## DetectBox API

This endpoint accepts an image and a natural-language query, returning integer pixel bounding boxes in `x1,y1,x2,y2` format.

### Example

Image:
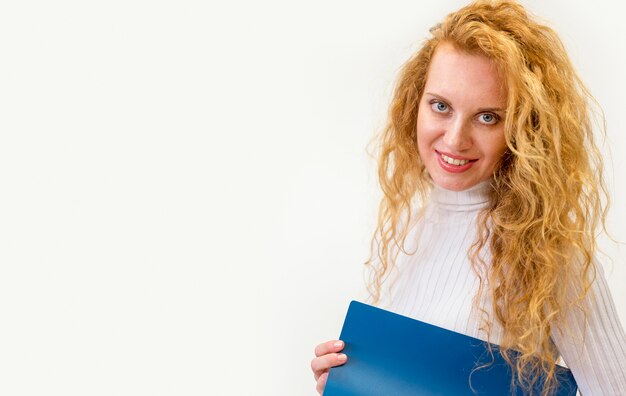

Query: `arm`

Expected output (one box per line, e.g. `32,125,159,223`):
551,259,626,395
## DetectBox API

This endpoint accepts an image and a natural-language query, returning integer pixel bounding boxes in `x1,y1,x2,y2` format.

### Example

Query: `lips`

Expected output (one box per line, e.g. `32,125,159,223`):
441,153,470,166
435,150,477,173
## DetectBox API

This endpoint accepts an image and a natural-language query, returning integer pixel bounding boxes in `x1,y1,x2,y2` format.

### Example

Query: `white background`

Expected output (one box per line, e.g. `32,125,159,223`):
1,1,624,395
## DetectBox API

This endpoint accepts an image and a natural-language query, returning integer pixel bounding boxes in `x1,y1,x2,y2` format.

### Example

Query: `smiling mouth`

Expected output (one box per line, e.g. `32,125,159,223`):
439,152,478,166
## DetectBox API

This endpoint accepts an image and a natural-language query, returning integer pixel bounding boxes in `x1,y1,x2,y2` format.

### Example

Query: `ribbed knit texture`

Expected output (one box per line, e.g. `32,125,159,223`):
371,181,626,395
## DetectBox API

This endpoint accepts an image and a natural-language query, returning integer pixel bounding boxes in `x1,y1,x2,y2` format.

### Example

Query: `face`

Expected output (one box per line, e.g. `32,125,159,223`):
416,42,508,191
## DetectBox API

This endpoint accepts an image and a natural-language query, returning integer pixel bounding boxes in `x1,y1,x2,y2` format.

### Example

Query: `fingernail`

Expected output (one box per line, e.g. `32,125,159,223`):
337,353,347,362
333,341,343,348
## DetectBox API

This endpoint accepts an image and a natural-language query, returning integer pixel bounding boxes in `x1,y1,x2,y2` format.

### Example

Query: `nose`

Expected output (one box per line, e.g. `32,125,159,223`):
442,117,472,151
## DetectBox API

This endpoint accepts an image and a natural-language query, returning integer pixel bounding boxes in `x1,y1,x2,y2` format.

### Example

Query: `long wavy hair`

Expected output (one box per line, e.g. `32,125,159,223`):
365,1,608,394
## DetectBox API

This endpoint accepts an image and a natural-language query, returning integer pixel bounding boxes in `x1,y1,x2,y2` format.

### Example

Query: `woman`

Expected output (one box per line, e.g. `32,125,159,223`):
311,1,626,395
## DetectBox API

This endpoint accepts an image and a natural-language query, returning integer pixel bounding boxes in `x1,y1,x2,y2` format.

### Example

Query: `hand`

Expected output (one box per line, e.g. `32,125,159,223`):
310,339,348,395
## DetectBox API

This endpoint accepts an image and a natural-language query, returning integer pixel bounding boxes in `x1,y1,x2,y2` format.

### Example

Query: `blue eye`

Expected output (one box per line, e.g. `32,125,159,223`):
478,113,498,125
431,101,449,113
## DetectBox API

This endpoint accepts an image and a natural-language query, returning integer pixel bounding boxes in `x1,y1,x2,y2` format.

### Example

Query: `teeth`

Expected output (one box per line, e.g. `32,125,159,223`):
441,154,469,166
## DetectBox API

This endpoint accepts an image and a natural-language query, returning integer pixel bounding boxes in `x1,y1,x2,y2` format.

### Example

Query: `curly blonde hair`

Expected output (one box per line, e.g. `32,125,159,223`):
366,1,608,394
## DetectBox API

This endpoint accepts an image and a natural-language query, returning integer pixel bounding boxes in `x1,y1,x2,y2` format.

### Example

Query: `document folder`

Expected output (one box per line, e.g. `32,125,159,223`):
324,301,577,396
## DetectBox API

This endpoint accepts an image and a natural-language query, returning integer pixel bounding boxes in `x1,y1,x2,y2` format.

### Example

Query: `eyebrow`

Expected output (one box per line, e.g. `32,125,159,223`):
424,92,506,113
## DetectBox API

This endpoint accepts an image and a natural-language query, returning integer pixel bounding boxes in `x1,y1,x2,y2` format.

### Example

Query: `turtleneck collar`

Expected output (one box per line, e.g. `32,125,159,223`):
429,180,492,211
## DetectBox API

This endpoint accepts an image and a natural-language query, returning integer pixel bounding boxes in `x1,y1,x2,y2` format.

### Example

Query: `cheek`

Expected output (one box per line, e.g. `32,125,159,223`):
483,132,508,164
495,132,508,155
416,111,437,156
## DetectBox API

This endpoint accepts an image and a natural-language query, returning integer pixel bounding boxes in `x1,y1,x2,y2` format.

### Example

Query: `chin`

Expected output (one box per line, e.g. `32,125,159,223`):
429,174,482,192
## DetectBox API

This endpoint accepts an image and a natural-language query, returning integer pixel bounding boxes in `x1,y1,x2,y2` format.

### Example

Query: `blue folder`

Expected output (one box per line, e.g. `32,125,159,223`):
324,301,577,396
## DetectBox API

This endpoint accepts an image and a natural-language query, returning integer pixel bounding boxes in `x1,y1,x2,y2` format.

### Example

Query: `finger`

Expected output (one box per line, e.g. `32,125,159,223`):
313,367,327,383
316,371,329,395
311,353,348,378
314,340,345,357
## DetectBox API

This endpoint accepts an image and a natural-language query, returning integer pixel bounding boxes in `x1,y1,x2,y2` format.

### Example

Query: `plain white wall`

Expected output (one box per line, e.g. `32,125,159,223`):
0,1,624,395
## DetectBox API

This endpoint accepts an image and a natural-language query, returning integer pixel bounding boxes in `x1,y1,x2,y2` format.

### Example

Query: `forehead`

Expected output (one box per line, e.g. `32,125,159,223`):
424,42,507,106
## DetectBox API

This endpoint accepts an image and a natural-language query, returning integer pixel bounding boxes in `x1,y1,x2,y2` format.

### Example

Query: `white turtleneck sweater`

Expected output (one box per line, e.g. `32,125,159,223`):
371,181,626,395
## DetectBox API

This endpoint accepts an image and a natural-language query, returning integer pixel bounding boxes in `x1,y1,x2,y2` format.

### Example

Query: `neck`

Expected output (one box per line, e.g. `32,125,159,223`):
430,180,492,208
